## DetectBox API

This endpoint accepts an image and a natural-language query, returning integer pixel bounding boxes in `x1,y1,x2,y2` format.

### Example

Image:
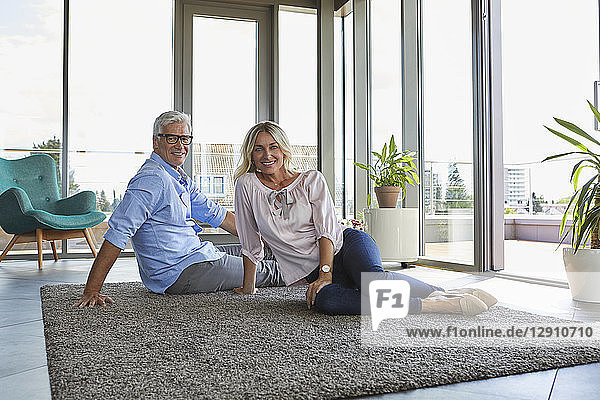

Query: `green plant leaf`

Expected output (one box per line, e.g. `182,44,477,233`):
542,152,584,162
559,195,573,236
570,179,598,250
587,100,600,130
410,170,420,184
571,161,587,189
543,152,600,168
575,180,593,220
559,223,576,248
574,206,600,251
354,162,369,171
389,135,397,155
544,125,589,152
542,101,600,247
554,117,600,147
362,136,420,195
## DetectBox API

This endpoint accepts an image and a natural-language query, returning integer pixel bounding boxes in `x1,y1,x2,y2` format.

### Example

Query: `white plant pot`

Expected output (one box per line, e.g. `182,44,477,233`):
364,208,418,262
563,248,600,303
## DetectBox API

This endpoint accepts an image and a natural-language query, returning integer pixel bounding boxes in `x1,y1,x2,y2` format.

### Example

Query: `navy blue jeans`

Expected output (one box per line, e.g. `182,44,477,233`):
305,228,444,315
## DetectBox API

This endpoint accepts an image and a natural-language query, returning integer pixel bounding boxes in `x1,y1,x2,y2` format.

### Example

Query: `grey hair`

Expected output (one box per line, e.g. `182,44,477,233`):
234,121,295,181
152,111,192,136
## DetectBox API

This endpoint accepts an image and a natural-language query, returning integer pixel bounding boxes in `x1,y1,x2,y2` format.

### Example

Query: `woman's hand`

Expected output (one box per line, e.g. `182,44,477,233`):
236,256,258,295
306,275,332,309
234,287,257,295
307,237,335,310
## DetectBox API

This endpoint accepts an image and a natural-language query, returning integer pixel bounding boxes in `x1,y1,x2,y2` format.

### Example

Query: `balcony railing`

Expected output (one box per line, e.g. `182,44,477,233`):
1,151,582,254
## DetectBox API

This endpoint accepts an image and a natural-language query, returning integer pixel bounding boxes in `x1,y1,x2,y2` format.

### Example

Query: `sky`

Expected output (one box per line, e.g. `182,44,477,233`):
418,0,599,202
1,0,599,204
500,0,600,200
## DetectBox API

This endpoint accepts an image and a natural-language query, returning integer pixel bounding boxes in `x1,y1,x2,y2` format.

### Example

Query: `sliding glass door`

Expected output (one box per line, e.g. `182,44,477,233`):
421,0,475,266
182,3,272,214
500,0,600,280
69,0,173,251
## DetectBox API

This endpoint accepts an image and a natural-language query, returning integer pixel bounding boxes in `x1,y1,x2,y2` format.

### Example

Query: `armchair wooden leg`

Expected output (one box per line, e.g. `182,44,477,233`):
83,228,98,257
0,234,19,263
36,229,43,269
50,241,58,261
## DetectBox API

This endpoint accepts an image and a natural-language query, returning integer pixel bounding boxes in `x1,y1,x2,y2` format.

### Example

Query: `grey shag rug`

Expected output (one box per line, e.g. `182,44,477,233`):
41,282,600,400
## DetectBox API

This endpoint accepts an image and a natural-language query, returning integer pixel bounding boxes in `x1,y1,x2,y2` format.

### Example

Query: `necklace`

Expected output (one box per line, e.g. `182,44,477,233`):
260,172,285,189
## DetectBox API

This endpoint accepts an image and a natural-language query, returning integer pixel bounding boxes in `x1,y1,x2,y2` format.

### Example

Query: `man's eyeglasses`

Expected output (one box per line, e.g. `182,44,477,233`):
157,134,193,145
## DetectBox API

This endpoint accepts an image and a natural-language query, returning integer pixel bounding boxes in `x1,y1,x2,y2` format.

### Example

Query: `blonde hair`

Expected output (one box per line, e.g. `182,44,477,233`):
234,121,295,181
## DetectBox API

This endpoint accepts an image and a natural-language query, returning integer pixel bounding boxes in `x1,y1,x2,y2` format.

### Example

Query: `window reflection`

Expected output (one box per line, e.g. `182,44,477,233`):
0,0,63,255
422,0,474,264
68,0,173,251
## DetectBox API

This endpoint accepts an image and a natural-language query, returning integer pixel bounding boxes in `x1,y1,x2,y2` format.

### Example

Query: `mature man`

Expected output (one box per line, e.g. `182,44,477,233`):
76,111,283,307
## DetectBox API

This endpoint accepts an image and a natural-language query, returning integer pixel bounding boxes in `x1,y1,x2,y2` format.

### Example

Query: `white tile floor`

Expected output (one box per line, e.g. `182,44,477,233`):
0,257,599,400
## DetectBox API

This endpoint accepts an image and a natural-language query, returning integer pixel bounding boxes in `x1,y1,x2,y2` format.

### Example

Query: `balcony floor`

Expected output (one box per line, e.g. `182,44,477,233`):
426,239,569,281
0,255,599,399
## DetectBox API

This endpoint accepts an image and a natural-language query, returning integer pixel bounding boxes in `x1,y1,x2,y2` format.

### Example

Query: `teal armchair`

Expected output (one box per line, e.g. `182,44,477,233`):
0,154,106,268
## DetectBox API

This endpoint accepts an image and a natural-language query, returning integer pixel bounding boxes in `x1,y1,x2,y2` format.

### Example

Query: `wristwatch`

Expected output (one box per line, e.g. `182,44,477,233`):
320,264,331,273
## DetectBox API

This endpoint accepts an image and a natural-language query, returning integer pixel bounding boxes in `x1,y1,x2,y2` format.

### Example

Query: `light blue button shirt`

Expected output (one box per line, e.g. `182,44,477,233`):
104,152,226,293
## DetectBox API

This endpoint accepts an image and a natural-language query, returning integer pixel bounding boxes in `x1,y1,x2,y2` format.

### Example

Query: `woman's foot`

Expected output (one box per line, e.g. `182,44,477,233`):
421,293,488,316
430,288,497,308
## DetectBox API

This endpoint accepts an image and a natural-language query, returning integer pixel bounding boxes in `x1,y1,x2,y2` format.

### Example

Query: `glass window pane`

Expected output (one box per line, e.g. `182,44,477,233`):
213,176,224,194
422,0,474,264
192,16,256,210
0,0,64,255
370,0,403,208
278,9,318,178
344,14,355,218
501,0,599,280
334,16,344,218
69,0,173,251
370,0,402,152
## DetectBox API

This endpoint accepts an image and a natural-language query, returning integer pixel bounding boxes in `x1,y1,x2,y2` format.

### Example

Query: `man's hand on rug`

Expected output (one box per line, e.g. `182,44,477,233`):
306,277,332,310
234,287,257,295
74,292,115,308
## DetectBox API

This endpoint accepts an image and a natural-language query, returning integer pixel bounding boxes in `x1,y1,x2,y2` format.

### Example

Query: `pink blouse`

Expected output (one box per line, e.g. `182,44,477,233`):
234,170,345,285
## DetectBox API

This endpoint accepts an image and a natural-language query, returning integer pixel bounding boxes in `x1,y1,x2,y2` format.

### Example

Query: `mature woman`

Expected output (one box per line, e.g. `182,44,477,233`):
233,121,496,316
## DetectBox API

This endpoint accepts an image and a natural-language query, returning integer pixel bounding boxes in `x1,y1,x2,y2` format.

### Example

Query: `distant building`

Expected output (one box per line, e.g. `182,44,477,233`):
504,167,530,207
193,143,318,209
423,167,442,214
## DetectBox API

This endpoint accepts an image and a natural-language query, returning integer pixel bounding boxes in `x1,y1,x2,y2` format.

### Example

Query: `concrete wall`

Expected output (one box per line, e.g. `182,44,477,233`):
1,214,575,253
424,215,573,244
425,215,474,243
504,216,573,243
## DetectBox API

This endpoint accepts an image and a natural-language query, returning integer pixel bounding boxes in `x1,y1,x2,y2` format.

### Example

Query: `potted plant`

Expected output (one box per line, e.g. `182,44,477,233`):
354,136,420,265
354,135,420,208
543,100,600,302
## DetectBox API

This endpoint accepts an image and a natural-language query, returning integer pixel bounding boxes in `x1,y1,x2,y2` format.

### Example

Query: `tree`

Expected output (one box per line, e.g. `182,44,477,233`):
445,162,471,209
531,192,545,214
111,190,122,210
96,190,111,212
31,137,80,193
31,136,61,187
68,170,80,193
433,183,443,213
